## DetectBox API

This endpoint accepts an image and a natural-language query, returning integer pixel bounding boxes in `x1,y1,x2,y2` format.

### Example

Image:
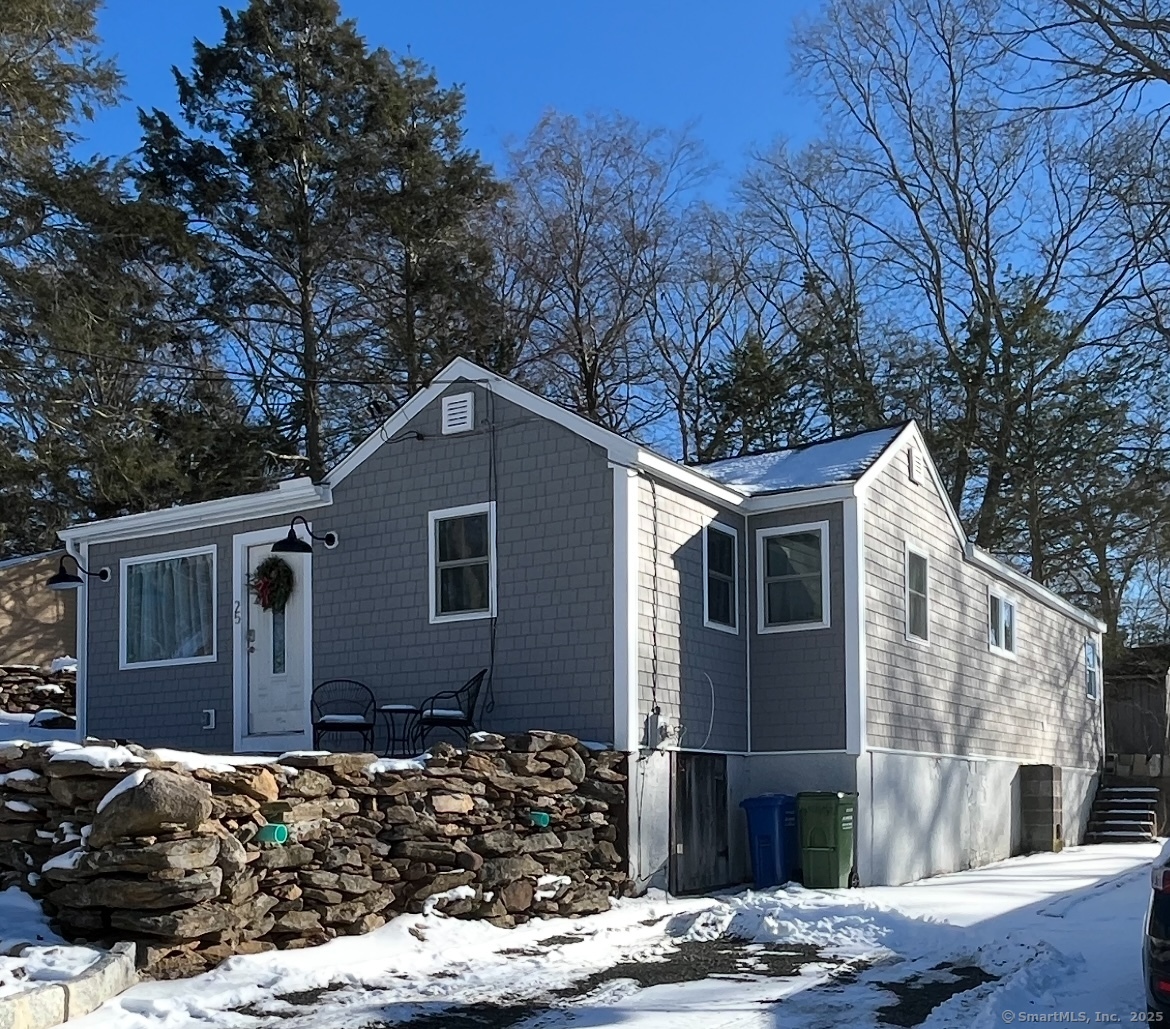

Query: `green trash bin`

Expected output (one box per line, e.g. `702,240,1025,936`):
797,791,856,888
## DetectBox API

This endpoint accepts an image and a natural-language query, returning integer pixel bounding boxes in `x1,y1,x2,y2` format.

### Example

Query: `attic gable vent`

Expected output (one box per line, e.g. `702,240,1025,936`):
908,445,920,484
441,392,475,434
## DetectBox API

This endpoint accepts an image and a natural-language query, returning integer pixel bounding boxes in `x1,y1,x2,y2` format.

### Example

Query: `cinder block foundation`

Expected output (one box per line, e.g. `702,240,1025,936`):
1019,764,1063,853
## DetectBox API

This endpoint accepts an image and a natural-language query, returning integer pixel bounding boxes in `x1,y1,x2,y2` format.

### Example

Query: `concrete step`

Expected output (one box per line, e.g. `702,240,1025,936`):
1085,830,1157,843
1099,786,1160,795
1088,819,1156,833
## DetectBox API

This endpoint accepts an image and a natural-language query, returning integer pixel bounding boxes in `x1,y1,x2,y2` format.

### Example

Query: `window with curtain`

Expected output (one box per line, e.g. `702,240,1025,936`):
122,549,216,666
761,524,827,629
432,506,493,618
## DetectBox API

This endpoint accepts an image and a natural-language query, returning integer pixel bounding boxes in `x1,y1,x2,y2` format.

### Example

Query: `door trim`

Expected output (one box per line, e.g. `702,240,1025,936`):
232,525,314,753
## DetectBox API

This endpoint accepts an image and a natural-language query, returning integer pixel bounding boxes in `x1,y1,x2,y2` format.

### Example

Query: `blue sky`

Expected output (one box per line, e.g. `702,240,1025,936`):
86,0,825,190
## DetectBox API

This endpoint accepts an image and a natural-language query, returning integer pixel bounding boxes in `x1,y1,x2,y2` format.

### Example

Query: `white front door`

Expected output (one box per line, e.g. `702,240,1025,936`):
233,529,312,752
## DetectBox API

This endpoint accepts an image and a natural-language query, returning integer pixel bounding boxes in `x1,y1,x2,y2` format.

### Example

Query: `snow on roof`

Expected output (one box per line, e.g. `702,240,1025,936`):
695,425,905,496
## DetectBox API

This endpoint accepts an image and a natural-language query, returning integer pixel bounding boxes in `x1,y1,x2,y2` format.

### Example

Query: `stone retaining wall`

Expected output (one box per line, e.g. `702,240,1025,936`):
0,731,628,978
0,665,76,716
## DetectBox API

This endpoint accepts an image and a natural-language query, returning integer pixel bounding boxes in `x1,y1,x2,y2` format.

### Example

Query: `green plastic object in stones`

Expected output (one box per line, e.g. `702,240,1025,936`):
528,811,550,828
255,823,289,845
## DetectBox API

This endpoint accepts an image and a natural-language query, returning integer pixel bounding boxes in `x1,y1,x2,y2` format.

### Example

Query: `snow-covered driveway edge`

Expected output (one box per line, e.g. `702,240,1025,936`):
68,843,1160,1029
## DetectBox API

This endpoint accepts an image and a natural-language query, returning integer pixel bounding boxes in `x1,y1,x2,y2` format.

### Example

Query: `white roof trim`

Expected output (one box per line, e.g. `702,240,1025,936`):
327,357,639,484
58,478,331,546
966,545,1106,633
856,422,1104,633
0,549,63,570
328,357,749,509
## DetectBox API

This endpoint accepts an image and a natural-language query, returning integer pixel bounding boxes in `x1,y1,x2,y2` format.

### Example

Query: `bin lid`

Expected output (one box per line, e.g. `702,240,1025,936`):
740,793,795,809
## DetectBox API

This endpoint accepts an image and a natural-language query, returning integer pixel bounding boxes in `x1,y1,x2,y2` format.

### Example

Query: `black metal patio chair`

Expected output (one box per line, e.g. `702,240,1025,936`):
415,669,488,749
311,679,376,751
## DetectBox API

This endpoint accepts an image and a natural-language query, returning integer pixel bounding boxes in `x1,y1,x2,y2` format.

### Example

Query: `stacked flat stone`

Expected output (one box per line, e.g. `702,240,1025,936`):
0,665,76,715
0,730,628,979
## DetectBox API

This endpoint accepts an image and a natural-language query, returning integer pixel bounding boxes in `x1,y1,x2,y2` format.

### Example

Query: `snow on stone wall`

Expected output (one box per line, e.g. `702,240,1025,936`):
0,732,628,978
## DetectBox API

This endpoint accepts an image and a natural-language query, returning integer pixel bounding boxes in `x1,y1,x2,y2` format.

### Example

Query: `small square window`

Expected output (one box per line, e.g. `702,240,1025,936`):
704,524,738,632
989,591,1016,655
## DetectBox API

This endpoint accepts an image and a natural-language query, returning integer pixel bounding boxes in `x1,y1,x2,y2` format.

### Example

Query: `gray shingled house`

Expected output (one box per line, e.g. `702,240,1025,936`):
57,358,1105,888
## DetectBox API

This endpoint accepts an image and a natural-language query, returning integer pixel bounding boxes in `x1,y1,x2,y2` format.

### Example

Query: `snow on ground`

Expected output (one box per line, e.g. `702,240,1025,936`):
0,887,102,999
65,842,1159,1029
0,710,77,745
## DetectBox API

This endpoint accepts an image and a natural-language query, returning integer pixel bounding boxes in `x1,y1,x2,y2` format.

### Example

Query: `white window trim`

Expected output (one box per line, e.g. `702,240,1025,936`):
703,521,739,634
904,543,930,646
428,501,497,624
756,520,831,634
988,587,1018,660
1085,637,1100,699
119,544,218,670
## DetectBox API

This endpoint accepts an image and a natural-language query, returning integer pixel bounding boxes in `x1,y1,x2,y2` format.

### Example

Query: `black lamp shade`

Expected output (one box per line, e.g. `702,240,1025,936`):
271,527,314,554
46,561,84,591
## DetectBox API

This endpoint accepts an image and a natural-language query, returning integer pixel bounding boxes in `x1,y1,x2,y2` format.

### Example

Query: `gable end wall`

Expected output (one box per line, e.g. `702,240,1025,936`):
862,443,1103,769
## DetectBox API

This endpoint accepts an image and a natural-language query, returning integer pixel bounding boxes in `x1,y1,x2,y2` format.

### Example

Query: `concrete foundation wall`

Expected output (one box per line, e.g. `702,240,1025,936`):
857,749,1098,886
626,748,672,892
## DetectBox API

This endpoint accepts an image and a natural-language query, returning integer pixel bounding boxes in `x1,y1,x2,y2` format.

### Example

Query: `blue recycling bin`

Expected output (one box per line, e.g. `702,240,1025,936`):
740,794,799,888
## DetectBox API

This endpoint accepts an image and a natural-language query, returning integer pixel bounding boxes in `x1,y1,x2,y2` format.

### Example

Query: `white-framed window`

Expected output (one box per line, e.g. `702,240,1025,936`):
703,522,739,633
1085,638,1100,699
757,521,831,633
119,546,217,669
905,544,929,643
988,589,1017,657
428,502,496,623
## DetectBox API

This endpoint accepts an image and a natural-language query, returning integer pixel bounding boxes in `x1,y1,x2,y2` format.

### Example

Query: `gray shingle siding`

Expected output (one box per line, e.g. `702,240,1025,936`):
84,381,615,750
635,475,748,752
863,440,1102,768
747,504,848,752
85,514,304,751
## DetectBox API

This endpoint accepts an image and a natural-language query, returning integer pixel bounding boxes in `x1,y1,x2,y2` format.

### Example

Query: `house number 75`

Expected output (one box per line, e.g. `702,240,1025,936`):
233,601,242,625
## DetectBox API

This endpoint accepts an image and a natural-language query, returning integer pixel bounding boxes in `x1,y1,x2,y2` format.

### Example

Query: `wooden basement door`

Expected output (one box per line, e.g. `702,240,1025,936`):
671,751,731,894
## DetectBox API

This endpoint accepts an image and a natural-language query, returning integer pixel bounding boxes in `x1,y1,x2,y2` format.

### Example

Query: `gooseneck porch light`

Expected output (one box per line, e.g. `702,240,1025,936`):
271,515,339,554
45,554,110,591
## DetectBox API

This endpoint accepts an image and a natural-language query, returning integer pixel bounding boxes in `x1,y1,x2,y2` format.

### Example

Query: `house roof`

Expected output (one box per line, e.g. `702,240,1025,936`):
0,549,63,571
52,358,1105,633
695,425,905,496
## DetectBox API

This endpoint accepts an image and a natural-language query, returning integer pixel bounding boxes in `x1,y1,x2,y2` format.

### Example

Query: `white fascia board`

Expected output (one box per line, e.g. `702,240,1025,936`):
740,483,856,513
853,420,1105,635
633,449,747,508
58,478,331,547
327,357,642,486
965,544,1107,633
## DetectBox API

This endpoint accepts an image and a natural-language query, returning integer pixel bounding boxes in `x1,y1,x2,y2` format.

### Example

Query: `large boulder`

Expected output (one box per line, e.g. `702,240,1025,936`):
89,770,213,847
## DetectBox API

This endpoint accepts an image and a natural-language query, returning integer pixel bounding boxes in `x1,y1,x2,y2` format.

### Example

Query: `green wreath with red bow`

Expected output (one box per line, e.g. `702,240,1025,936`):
250,556,295,613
